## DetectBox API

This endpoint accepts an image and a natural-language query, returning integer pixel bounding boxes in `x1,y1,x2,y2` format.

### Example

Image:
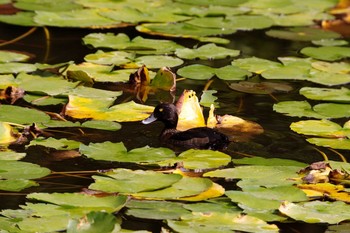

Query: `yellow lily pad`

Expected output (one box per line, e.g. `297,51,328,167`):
0,122,17,144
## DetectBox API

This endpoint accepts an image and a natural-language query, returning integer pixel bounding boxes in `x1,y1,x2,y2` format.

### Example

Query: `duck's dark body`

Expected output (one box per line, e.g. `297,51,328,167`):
142,103,229,150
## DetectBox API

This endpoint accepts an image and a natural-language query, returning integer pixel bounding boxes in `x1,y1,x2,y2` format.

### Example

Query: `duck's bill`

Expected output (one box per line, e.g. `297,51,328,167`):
142,114,157,124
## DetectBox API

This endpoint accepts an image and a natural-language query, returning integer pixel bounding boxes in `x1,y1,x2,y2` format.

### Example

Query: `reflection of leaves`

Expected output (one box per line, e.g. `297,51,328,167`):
229,81,292,94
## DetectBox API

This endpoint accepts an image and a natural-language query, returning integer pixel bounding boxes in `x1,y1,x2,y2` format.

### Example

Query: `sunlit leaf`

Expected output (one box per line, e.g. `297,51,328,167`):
130,55,183,68
200,90,218,108
168,212,279,233
14,0,82,11
17,215,70,232
24,94,67,106
290,119,346,138
89,169,182,193
176,89,206,131
136,22,235,43
226,191,281,211
134,176,213,200
307,138,350,150
0,11,38,26
34,9,118,28
175,43,240,60
0,50,30,63
178,182,225,201
0,179,37,192
232,57,282,74
279,201,350,224
232,157,307,167
0,150,26,160
83,33,184,54
0,160,50,180
126,200,190,220
273,101,326,118
84,50,135,65
80,142,176,163
28,192,127,210
0,105,50,124
311,61,350,74
299,87,350,103
169,149,231,170
312,39,348,46
300,46,350,61
0,62,36,74
27,137,81,150
81,120,121,131
67,211,117,233
0,122,16,144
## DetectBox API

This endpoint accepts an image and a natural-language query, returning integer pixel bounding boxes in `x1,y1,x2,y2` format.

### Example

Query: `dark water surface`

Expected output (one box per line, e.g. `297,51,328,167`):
1,24,347,232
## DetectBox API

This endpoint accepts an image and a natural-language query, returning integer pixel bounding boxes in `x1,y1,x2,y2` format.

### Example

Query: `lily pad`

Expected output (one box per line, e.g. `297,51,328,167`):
126,200,190,220
67,211,117,233
34,9,117,28
89,168,182,194
300,46,350,61
0,11,38,26
273,101,326,118
300,87,350,102
279,201,350,224
83,33,184,54
27,137,81,150
14,0,82,11
232,157,307,167
0,105,50,124
175,43,240,60
0,50,31,63
0,122,16,144
0,62,37,74
232,57,282,74
79,141,176,164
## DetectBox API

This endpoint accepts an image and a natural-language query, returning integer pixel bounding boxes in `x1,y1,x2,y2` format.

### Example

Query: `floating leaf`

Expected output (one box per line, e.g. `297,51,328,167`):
312,39,349,46
175,43,240,60
307,138,350,150
290,119,347,138
0,62,36,74
0,179,37,192
27,137,81,150
34,9,117,28
299,87,350,103
83,33,184,54
232,157,307,167
0,50,30,63
89,169,182,194
17,215,70,233
279,201,350,224
168,212,278,233
0,105,50,124
126,200,190,220
300,46,350,61
226,191,281,211
84,50,135,65
28,192,127,210
0,122,16,144
232,57,282,74
171,149,231,170
80,120,121,131
0,160,50,180
200,90,218,108
273,101,326,118
14,0,82,11
0,11,38,26
134,176,213,200
0,150,26,160
67,211,117,233
150,67,176,91
80,141,176,164
311,61,350,74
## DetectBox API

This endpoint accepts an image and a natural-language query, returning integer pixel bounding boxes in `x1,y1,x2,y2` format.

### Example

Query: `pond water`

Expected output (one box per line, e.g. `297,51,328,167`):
0,21,349,233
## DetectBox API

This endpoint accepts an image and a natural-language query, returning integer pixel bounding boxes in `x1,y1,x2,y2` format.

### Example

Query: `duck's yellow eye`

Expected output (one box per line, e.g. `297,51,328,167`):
159,108,163,112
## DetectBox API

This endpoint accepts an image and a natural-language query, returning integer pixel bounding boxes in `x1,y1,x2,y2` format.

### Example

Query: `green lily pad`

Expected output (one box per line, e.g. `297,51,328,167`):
200,90,219,108
232,57,282,74
28,192,127,210
81,120,121,131
84,50,135,65
177,64,250,80
136,22,235,43
131,55,183,68
0,105,50,124
279,201,350,224
89,168,182,193
168,212,278,233
80,142,176,164
24,94,67,106
0,63,37,74
306,138,350,150
300,87,350,102
126,200,190,220
300,46,350,61
311,61,350,74
266,27,341,41
273,101,326,118
0,150,26,160
134,176,213,199
17,215,70,232
16,72,78,96
27,137,81,150
314,103,350,118
0,160,50,180
34,9,117,28
175,43,240,60
168,149,231,170
183,201,241,214
14,0,82,11
174,0,247,7
226,191,281,211
83,33,184,54
0,51,31,63
67,211,117,233
0,179,37,192
204,165,301,187
312,39,349,46
0,11,38,26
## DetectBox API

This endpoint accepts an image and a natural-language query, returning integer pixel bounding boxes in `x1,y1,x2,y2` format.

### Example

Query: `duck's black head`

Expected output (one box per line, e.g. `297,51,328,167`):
142,103,178,128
